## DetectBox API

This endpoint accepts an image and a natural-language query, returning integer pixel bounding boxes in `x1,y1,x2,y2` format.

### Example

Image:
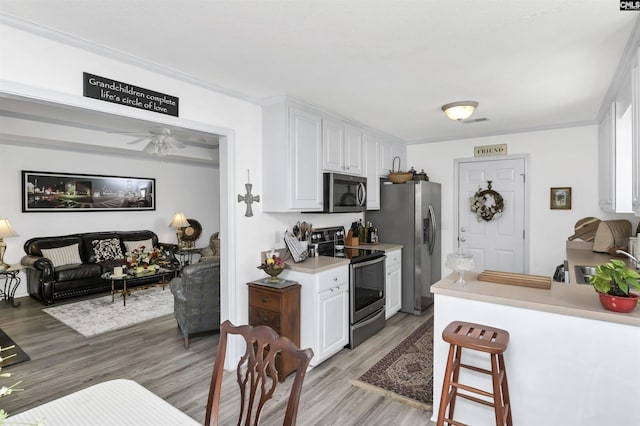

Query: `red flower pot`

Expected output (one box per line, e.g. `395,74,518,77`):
597,292,639,313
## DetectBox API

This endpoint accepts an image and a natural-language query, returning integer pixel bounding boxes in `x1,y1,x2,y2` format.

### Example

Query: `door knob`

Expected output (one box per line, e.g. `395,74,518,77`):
460,237,467,243
461,227,467,232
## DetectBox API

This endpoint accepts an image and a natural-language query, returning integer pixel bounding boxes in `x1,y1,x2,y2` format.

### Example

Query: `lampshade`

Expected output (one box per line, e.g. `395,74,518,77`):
442,101,478,121
169,212,189,228
0,218,18,238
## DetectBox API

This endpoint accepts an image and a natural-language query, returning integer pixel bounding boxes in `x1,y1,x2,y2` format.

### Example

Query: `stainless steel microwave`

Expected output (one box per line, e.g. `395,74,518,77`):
323,173,367,213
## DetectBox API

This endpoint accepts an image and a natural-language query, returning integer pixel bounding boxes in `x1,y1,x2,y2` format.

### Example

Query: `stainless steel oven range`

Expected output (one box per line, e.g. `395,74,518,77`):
310,226,386,348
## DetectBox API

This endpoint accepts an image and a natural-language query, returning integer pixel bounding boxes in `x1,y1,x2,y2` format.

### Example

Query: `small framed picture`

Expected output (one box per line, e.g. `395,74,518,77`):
550,187,571,210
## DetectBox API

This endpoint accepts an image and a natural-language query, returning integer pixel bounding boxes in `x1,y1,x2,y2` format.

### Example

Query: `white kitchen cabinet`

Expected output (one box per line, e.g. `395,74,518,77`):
282,265,349,366
385,248,402,319
322,119,364,176
364,130,380,210
262,99,324,211
379,139,407,177
598,102,616,212
633,60,640,215
598,63,634,214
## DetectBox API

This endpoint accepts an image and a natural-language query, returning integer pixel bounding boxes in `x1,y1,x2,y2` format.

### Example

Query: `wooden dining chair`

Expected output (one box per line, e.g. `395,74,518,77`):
205,320,314,426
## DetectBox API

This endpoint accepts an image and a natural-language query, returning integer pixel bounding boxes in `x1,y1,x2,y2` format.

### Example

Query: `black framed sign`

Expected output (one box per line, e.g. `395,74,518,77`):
22,171,156,212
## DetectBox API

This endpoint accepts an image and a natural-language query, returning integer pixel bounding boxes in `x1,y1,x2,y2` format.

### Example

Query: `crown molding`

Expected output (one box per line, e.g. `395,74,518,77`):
406,119,596,144
0,12,260,106
596,15,640,123
0,133,219,168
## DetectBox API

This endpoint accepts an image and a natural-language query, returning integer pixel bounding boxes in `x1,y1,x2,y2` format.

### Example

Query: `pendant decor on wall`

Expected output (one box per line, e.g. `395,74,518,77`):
237,169,260,217
470,180,504,222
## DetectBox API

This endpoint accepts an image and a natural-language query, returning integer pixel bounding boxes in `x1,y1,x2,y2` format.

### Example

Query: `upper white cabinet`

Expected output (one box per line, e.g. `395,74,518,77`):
262,99,324,212
322,119,364,176
599,58,635,214
598,102,616,212
262,96,406,211
633,61,640,215
379,140,407,177
364,130,380,210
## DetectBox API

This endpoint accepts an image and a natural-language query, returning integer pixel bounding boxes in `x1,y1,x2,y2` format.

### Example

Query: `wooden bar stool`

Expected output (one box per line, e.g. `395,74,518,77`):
436,321,512,426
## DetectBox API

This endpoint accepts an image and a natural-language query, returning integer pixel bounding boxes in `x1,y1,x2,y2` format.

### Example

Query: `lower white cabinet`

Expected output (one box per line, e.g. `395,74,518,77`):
385,248,402,319
281,265,349,366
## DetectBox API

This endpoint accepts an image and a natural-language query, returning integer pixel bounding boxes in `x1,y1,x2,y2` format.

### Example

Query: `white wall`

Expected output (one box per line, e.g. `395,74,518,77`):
407,126,638,277
0,21,365,324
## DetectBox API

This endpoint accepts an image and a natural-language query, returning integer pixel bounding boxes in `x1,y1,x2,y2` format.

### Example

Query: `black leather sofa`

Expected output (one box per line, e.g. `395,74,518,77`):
21,230,178,305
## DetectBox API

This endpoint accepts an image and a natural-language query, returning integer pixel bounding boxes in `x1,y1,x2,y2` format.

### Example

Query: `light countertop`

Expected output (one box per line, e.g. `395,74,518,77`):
283,242,402,274
286,255,350,273
565,240,636,285
345,242,403,252
432,271,640,327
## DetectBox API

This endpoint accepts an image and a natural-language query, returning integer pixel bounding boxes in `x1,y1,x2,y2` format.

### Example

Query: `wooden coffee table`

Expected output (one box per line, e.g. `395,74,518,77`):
103,267,179,306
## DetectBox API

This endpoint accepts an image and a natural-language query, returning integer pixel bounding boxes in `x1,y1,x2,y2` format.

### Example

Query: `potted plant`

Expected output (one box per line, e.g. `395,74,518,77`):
589,259,640,313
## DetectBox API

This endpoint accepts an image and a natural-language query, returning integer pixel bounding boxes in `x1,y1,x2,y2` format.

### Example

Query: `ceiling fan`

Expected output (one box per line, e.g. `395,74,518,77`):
125,127,187,156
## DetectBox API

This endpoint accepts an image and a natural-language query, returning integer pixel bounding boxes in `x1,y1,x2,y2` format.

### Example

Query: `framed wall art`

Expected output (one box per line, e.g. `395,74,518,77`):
22,170,155,212
550,187,571,210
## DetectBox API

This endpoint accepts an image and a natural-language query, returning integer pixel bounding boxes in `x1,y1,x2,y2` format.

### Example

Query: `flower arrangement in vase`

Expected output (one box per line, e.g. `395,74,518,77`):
258,254,286,282
126,245,169,274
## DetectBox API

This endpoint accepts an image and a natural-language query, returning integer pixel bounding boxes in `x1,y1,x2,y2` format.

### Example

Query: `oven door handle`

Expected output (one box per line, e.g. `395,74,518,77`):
351,308,385,330
350,255,385,269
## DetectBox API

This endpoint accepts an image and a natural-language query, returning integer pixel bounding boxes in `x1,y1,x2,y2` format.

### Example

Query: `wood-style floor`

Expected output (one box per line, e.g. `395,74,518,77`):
1,294,435,425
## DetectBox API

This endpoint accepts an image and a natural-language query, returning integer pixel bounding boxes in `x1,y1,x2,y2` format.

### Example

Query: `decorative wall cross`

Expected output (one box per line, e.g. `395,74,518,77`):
237,170,260,217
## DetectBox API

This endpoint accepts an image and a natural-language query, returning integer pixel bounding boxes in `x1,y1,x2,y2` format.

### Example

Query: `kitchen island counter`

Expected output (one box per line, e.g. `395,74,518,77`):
433,271,640,326
430,273,640,426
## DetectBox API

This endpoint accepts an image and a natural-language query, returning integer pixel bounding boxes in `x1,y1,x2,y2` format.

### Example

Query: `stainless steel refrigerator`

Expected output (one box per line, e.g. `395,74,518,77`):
366,180,441,315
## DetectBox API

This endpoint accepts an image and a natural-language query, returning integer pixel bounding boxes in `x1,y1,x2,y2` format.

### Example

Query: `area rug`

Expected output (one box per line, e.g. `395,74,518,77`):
0,329,30,368
42,286,174,338
352,315,434,411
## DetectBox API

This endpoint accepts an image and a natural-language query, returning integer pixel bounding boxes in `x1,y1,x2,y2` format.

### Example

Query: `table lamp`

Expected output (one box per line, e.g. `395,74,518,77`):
169,212,189,247
0,218,19,270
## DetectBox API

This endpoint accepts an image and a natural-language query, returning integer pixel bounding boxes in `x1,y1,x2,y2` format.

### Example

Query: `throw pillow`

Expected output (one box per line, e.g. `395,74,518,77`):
92,238,124,262
123,239,154,254
41,243,83,268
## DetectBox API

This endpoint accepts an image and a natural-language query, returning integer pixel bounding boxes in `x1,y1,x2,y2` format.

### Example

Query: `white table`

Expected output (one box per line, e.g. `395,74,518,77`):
8,379,200,425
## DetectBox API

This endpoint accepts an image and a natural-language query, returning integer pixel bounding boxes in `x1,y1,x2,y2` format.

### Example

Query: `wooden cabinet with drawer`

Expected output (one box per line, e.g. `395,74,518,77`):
247,281,301,381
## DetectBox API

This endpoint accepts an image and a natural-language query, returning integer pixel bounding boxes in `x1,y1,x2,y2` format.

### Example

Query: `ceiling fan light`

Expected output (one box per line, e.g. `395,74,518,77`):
442,101,478,121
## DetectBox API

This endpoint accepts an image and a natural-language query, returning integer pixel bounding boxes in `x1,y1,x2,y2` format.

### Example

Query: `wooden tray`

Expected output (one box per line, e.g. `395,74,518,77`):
477,270,552,289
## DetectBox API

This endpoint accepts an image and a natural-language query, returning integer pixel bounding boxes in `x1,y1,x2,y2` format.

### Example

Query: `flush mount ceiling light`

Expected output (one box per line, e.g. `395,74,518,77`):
442,101,479,121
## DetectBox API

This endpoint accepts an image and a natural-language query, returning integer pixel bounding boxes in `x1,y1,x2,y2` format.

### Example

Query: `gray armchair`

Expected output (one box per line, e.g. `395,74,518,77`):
169,258,221,348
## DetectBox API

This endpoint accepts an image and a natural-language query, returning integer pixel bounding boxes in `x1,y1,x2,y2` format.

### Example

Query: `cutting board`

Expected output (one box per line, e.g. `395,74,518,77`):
567,217,601,242
478,270,552,289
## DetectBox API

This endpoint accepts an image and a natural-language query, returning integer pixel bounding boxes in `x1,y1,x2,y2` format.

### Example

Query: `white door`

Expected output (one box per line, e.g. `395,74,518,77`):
457,157,526,273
